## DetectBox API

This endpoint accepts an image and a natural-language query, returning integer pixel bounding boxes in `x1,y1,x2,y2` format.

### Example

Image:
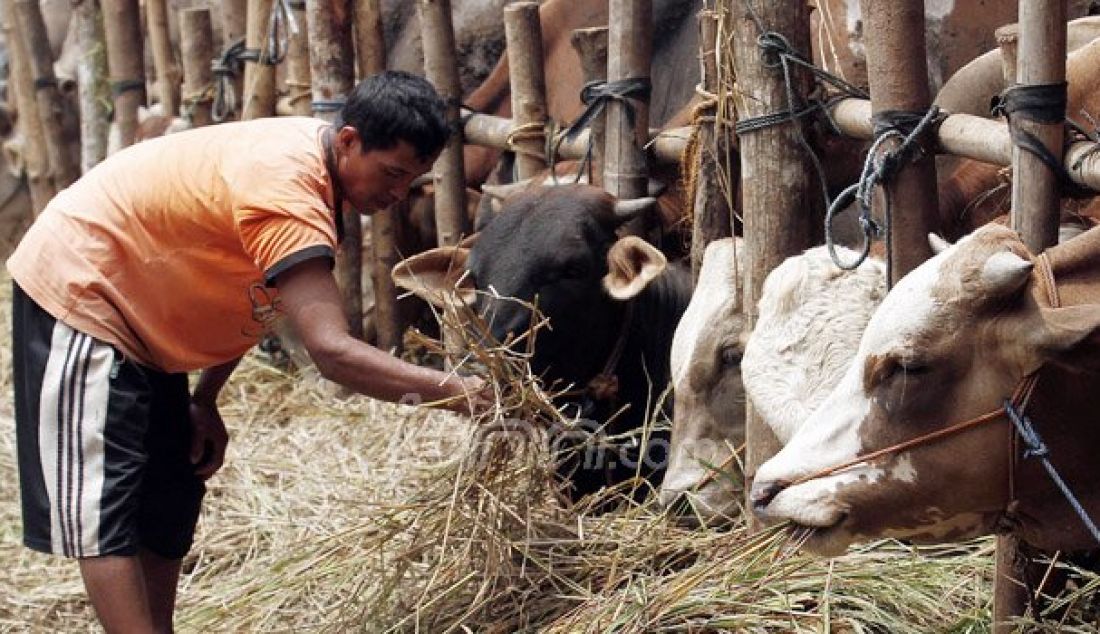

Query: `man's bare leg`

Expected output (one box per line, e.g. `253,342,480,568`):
140,548,183,632
79,555,155,632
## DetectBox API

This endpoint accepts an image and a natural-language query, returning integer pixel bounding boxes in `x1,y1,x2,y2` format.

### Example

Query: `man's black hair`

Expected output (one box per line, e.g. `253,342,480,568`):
336,70,449,161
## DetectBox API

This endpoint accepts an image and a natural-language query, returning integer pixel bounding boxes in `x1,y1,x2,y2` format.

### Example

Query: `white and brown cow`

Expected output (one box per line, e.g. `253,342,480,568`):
751,223,1100,555
659,239,885,522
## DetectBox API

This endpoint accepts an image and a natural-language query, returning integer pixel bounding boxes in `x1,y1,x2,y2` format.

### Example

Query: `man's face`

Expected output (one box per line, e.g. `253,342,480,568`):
334,125,438,212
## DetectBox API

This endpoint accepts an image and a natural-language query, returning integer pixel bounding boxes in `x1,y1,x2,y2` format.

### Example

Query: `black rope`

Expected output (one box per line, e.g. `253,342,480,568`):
549,77,652,184
992,82,1073,184
110,79,146,98
1004,399,1100,547
32,77,58,91
311,98,346,114
212,36,246,122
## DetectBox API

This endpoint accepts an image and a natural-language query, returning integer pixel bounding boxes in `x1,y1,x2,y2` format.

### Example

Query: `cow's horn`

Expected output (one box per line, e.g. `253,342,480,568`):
613,197,657,220
481,179,532,200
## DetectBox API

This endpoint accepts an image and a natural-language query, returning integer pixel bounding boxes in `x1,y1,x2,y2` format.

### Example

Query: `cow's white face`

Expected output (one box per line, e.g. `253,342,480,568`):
751,225,1064,555
661,238,747,523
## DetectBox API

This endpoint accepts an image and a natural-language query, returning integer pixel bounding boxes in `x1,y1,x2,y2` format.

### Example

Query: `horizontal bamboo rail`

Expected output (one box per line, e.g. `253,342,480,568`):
830,98,1100,192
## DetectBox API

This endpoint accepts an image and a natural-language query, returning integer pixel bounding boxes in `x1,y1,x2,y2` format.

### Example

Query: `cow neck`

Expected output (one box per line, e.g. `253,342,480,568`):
322,126,347,244
585,299,634,402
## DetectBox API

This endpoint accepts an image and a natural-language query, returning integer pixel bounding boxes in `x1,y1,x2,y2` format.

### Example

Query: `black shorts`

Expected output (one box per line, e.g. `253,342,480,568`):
12,283,205,560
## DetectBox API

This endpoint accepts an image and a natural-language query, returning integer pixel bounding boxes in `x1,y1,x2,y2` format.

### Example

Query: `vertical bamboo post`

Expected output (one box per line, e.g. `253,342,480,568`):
604,0,651,205
732,0,816,511
308,0,363,339
74,0,111,173
996,24,1019,88
242,0,277,120
504,2,547,179
417,0,469,246
354,0,405,352
569,27,608,185
146,0,181,116
2,1,55,213
221,0,248,119
1010,2,1066,252
995,4,1067,631
101,0,146,150
285,0,312,116
859,0,940,284
13,0,81,189
689,10,734,283
180,8,215,128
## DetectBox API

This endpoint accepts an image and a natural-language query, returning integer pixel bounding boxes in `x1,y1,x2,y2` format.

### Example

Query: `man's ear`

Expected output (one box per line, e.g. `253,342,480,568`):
391,246,476,307
603,236,667,300
336,125,361,152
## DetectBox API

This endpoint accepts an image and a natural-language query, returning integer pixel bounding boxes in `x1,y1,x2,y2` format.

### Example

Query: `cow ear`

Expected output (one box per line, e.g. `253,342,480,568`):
391,246,476,308
1032,304,1100,361
603,236,667,300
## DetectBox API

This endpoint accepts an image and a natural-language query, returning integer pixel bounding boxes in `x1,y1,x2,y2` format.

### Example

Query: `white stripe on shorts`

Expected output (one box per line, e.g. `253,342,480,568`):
38,321,114,557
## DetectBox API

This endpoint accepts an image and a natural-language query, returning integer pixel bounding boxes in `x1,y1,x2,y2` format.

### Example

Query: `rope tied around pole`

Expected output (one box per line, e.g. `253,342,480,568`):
181,84,215,123
211,36,246,122
825,107,944,280
547,77,652,185
110,78,146,98
991,82,1078,189
505,121,547,161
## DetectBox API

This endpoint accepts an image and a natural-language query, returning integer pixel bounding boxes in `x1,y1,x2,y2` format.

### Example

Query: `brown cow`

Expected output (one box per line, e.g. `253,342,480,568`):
751,223,1100,555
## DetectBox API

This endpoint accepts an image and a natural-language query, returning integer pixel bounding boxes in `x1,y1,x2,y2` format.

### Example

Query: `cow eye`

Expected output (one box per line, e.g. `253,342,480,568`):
899,362,930,376
720,345,742,367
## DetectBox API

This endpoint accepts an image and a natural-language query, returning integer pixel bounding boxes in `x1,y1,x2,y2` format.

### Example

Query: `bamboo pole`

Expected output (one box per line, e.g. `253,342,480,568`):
102,0,145,150
830,99,1100,191
13,0,80,189
74,0,110,173
146,0,181,116
689,10,734,284
353,0,405,352
995,4,1068,631
308,0,362,339
221,0,248,119
180,8,215,128
504,2,548,179
417,0,469,247
285,0,311,116
2,1,55,213
604,0,651,204
859,0,939,284
242,0,277,120
732,0,817,515
569,26,608,185
996,24,1019,88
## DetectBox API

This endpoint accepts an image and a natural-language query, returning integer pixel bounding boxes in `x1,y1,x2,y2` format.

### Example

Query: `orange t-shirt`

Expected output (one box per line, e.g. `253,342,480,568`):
7,116,340,373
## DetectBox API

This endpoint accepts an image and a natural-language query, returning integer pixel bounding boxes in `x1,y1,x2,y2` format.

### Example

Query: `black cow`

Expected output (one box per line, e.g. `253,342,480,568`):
393,184,692,502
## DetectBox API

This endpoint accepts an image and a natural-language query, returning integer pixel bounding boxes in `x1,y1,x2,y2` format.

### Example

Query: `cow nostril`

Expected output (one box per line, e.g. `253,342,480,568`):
750,480,786,513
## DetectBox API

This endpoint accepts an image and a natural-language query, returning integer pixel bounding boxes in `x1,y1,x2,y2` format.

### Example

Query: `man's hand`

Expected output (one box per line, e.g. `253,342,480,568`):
447,375,494,416
189,400,229,480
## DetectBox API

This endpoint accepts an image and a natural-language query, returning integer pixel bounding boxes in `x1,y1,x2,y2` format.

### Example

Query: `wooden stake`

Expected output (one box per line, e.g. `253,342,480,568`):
569,27,608,186
504,2,548,179
2,0,55,213
242,0,277,120
180,8,216,128
997,4,1067,631
146,0,181,116
689,10,734,284
102,0,145,150
604,0,651,203
285,0,311,116
221,0,248,119
74,0,110,173
859,0,940,284
12,0,80,189
352,0,405,352
308,0,362,339
732,0,817,514
996,24,1020,88
417,0,469,246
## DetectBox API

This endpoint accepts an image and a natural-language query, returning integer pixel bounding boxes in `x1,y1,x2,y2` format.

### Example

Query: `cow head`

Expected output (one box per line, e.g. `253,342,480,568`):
659,238,747,523
751,224,1100,555
393,184,661,383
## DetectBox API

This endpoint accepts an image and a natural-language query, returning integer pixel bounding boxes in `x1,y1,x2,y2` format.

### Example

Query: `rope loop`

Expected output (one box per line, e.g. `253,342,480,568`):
211,36,246,122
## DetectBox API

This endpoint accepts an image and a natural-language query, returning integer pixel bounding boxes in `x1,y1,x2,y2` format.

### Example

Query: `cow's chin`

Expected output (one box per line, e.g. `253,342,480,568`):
785,518,855,557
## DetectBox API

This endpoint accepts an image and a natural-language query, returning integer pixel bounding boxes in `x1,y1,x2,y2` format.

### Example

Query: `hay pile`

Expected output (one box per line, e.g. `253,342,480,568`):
7,278,1091,633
